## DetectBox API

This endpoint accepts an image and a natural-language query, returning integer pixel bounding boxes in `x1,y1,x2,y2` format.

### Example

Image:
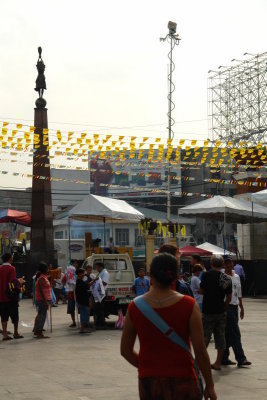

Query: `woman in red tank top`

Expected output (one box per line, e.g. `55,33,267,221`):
121,252,216,400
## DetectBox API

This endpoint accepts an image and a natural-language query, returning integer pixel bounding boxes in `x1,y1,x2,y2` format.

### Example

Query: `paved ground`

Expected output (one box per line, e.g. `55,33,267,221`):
0,298,266,400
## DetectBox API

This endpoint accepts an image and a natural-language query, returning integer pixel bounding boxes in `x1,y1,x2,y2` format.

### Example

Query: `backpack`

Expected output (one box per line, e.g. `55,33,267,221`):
6,278,21,300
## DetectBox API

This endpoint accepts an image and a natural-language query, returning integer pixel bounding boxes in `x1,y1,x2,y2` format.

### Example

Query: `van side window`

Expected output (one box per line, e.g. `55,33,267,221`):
93,259,127,271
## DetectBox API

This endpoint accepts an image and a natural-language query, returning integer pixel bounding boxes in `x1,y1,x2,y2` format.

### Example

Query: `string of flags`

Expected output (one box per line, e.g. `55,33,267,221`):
0,168,266,189
1,121,267,170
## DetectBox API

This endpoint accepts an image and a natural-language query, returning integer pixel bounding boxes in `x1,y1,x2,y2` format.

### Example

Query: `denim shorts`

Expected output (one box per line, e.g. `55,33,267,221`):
202,312,226,349
77,304,90,324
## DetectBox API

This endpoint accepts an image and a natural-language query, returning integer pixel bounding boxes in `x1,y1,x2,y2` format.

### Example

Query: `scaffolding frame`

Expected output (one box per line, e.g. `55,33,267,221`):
208,52,267,145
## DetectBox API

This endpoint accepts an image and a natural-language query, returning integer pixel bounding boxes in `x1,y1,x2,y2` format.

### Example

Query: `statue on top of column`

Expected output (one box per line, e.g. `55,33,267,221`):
35,47,47,108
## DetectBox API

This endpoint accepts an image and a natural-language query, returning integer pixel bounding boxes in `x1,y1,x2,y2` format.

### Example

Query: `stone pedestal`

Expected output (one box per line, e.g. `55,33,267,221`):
145,234,155,271
29,107,57,280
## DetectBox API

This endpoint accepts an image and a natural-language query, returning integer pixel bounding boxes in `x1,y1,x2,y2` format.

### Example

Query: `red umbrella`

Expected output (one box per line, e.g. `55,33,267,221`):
179,246,212,257
0,209,31,227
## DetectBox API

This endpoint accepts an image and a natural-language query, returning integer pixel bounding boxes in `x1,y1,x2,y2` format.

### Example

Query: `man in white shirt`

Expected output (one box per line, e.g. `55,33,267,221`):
222,257,251,367
94,262,110,329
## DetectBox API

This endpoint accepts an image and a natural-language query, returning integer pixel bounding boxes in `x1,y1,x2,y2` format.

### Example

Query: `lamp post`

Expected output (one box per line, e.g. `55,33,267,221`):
160,21,180,220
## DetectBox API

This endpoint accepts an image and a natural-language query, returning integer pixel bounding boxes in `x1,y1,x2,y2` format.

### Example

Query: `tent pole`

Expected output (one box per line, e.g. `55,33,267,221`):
251,201,254,260
103,217,106,246
223,210,226,254
68,217,71,263
177,209,180,249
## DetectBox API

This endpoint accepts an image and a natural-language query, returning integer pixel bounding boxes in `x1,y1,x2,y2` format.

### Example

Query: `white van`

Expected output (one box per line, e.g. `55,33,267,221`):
83,253,136,316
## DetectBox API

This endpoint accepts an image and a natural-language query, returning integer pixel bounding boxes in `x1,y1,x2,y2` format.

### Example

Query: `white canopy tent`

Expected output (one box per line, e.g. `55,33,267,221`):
68,194,144,223
251,189,267,207
196,242,236,257
179,195,267,224
179,196,267,254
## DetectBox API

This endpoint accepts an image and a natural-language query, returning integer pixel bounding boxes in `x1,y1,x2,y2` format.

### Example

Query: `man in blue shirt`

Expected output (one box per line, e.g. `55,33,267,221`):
133,268,150,296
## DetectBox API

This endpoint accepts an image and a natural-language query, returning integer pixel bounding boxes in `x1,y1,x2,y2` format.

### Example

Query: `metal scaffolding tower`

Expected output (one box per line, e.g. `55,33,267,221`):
208,52,267,145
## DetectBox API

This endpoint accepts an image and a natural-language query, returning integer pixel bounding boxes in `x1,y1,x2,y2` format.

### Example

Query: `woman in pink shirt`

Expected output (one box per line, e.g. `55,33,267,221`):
33,262,52,339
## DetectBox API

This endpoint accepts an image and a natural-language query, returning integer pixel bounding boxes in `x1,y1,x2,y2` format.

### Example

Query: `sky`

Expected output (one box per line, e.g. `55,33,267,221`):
1,0,267,189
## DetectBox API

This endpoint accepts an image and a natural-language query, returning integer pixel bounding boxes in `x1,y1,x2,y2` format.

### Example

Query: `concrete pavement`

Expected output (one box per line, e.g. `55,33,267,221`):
0,298,266,399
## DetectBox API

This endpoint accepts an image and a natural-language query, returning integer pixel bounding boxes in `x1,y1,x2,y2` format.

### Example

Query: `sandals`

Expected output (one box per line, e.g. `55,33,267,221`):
2,336,13,341
13,334,24,339
35,334,50,339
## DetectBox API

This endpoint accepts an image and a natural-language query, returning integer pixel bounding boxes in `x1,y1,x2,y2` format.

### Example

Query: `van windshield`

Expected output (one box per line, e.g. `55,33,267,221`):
93,259,127,271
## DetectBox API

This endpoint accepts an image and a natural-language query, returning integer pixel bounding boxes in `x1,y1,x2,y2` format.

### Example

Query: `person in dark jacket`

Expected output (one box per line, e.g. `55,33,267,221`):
75,268,91,334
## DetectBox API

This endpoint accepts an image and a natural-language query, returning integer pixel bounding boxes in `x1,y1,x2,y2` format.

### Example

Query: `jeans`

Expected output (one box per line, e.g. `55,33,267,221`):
222,305,246,364
35,300,47,333
78,304,90,325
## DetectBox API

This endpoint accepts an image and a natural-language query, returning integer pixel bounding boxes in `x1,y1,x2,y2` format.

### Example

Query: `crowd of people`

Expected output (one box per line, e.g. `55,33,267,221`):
0,246,251,399
0,253,110,339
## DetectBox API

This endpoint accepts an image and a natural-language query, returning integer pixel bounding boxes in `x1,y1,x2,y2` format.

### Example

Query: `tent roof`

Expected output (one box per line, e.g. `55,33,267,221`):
0,209,31,227
179,245,212,257
68,194,144,223
251,189,267,206
196,242,236,257
179,195,267,223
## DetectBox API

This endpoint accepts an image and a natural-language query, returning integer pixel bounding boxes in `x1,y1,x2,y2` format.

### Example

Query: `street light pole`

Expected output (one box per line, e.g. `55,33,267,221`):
160,21,180,220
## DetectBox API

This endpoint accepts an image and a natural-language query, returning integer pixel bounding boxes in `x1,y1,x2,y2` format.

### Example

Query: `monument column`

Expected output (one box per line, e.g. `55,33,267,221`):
29,47,57,274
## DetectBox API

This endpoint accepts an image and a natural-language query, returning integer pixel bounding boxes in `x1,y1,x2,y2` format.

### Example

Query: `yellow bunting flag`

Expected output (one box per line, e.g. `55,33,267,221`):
57,130,62,141
12,130,17,136
43,128,49,135
30,126,35,132
16,124,23,129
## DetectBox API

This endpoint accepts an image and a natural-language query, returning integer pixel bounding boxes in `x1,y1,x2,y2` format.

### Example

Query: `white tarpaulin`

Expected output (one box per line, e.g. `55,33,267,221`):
179,195,267,223
251,189,267,207
68,194,144,223
196,242,236,257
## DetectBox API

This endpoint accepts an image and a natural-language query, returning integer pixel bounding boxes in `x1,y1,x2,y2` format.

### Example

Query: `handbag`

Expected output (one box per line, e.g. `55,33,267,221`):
134,296,204,398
